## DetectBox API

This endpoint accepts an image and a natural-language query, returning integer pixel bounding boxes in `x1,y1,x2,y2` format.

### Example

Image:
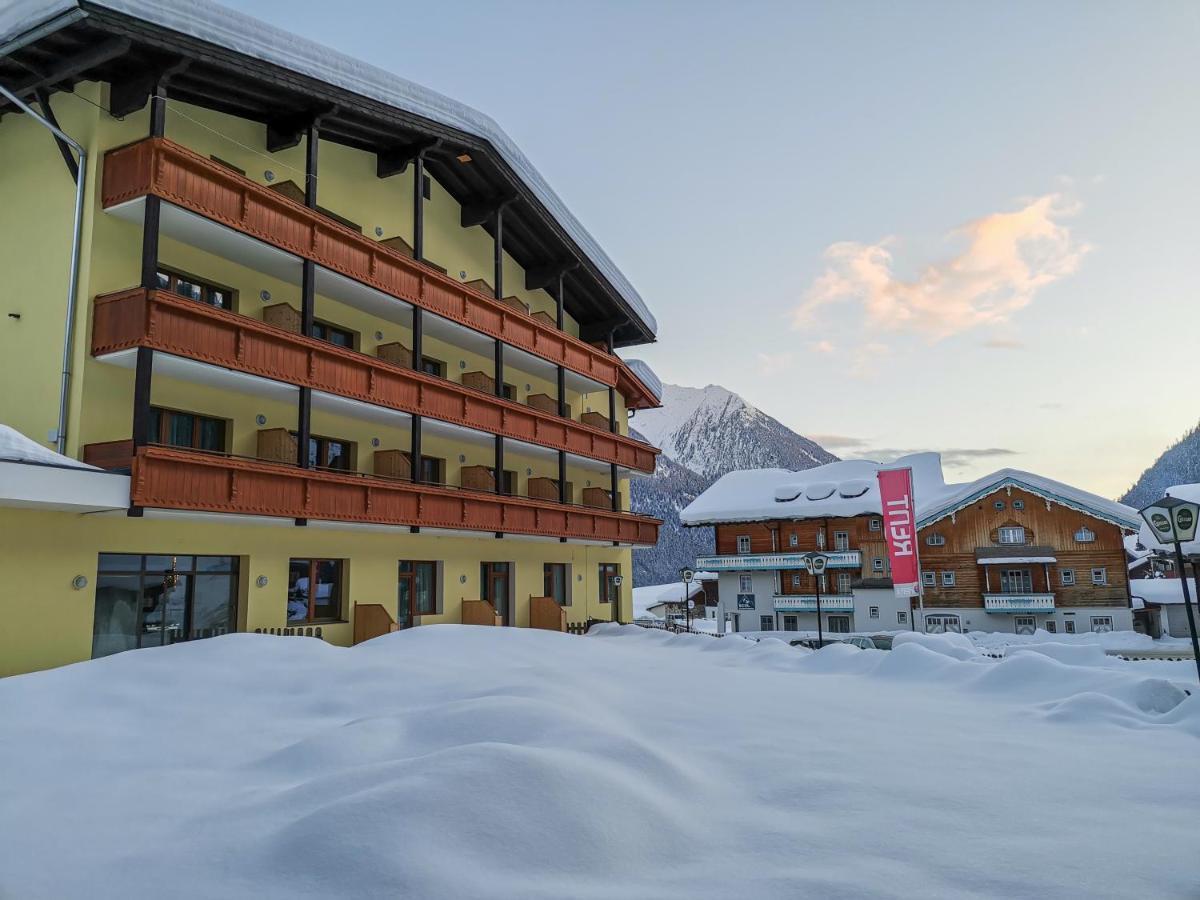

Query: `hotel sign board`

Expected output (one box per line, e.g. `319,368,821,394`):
877,466,921,599
737,594,756,610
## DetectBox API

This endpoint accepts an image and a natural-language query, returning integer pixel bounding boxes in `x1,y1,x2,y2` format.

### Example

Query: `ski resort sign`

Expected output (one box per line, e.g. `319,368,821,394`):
877,467,921,599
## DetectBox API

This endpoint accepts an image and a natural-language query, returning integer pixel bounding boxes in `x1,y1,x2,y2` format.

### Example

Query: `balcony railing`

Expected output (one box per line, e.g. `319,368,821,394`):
695,551,862,571
982,594,1056,613
102,137,644,393
772,595,856,612
91,288,658,474
130,446,660,545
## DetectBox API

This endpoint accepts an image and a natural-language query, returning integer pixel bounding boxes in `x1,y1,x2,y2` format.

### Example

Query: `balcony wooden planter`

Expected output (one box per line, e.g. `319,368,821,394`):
461,370,496,394
376,342,412,368
526,393,560,416
256,428,297,464
83,439,134,471
527,477,572,502
91,289,659,474
128,446,660,543
373,449,412,480
462,599,503,626
460,465,496,492
531,310,556,327
529,596,566,632
501,295,529,313
262,302,301,334
581,411,611,431
583,487,615,509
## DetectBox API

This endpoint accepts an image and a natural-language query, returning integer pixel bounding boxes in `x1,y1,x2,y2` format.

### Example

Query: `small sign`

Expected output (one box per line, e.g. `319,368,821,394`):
680,568,695,584
612,574,624,587
687,599,696,609
737,594,755,610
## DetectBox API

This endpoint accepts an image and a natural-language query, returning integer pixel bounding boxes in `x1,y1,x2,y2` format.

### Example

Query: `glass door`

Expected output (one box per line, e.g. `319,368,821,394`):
1015,616,1036,635
482,562,511,625
397,570,414,629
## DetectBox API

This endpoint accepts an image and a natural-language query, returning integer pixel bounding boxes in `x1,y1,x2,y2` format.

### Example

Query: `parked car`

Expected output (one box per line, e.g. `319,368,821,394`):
790,635,887,650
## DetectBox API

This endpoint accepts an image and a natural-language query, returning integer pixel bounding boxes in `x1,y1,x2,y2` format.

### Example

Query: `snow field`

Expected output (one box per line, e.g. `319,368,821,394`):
1,624,1197,898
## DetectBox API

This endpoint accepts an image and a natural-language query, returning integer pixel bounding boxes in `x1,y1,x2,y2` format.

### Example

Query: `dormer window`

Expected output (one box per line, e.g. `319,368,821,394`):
998,526,1026,545
869,518,881,532
736,535,751,555
926,534,946,547
1075,527,1096,543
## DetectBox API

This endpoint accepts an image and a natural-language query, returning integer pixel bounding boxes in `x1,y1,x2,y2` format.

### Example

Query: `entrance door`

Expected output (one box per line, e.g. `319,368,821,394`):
1015,616,1036,635
397,569,414,629
482,562,511,625
827,615,851,634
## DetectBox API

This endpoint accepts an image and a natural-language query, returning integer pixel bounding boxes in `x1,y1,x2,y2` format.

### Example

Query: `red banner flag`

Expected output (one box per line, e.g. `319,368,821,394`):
877,467,921,598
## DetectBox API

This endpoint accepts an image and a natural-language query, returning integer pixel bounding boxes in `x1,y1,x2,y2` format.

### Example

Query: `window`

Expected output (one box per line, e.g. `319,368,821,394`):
827,615,851,634
869,518,881,532
736,535,752,555
836,572,851,595
1045,620,1057,633
998,526,1026,545
92,554,239,658
926,614,961,634
420,456,445,485
1091,568,1107,586
420,356,446,378
1060,569,1076,587
926,533,946,546
149,407,227,453
869,606,880,619
1000,569,1033,594
288,558,344,623
783,615,798,632
543,563,568,605
739,574,754,593
1064,619,1076,634
305,434,354,471
312,319,356,349
788,533,799,547
1075,527,1096,543
897,610,908,625
872,557,884,572
1015,616,1036,636
397,560,438,623
922,571,936,587
487,468,517,495
833,531,849,551
941,571,956,587
994,500,1006,510
1013,500,1025,510
481,562,512,623
502,383,517,401
790,573,802,589
598,563,620,604
1091,616,1114,633
759,615,774,631
156,268,233,310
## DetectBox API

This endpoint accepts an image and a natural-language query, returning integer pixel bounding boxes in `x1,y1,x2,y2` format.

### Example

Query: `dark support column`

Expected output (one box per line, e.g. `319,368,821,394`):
493,206,504,300
494,435,505,538
410,304,423,534
130,83,167,517
413,151,426,261
608,385,617,434
295,125,319,525
555,271,566,330
610,462,619,512
558,448,568,542
494,339,504,396
557,366,567,418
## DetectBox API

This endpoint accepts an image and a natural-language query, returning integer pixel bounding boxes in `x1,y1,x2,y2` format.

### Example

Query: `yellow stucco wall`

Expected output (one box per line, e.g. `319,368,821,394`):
0,505,629,677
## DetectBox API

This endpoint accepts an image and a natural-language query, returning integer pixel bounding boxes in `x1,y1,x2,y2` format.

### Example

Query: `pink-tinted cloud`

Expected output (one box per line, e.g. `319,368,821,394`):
794,194,1090,340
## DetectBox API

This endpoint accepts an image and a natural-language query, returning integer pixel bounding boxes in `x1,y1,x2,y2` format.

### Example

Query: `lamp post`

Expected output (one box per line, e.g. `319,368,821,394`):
806,552,830,647
1139,496,1200,681
680,567,694,633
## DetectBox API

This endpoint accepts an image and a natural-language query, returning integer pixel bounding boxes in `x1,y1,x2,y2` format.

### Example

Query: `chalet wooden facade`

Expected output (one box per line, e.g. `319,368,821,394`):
0,0,662,675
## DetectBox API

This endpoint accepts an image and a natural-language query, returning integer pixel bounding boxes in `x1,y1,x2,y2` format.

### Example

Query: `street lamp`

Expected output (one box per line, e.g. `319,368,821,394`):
680,567,694,633
1139,496,1200,681
806,552,830,647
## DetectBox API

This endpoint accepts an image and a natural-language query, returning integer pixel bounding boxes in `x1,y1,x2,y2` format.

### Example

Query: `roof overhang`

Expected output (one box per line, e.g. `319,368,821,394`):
0,459,130,512
917,476,1141,533
0,0,656,346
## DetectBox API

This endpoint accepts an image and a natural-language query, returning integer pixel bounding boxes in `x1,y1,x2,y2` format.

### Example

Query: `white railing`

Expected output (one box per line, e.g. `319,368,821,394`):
772,595,856,612
696,551,862,571
982,594,1055,612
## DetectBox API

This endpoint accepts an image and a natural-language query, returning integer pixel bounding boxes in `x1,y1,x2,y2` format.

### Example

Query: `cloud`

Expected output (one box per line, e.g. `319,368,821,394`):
809,434,873,452
810,340,835,354
795,194,1090,341
981,338,1026,350
840,445,1021,470
754,352,794,376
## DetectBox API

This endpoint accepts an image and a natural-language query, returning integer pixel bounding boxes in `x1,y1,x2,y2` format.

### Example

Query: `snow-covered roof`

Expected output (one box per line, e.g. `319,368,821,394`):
0,424,94,469
680,451,1141,532
623,359,662,402
632,581,706,617
680,453,946,525
1130,578,1194,606
0,0,656,338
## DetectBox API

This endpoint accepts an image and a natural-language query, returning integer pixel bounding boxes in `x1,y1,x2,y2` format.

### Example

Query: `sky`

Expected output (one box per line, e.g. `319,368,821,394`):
234,0,1200,498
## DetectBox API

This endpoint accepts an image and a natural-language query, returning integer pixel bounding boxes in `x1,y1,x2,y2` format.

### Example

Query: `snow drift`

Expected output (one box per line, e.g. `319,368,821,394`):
1,625,1197,899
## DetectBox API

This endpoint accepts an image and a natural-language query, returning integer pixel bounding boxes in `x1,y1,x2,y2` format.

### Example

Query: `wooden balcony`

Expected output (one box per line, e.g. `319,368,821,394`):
91,288,659,474
130,446,660,545
102,137,629,388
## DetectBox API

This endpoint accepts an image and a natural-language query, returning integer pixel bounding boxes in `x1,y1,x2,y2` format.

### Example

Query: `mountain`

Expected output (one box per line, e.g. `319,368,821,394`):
1121,421,1200,509
630,383,837,585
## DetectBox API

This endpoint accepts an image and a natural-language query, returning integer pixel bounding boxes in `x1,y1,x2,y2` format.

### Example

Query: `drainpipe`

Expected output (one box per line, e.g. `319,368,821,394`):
0,83,87,455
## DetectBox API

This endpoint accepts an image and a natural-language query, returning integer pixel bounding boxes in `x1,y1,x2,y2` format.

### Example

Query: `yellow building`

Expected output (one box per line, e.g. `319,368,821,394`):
0,1,663,676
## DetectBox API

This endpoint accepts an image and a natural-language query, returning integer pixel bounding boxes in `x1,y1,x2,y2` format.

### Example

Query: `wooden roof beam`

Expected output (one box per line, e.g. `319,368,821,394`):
376,138,441,179
0,36,130,108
